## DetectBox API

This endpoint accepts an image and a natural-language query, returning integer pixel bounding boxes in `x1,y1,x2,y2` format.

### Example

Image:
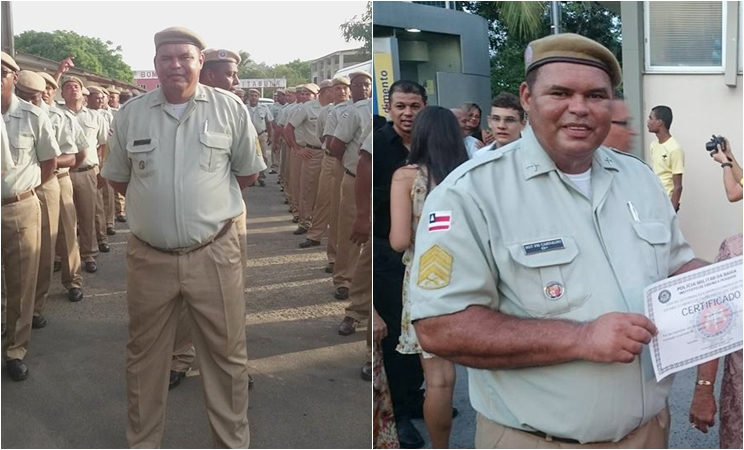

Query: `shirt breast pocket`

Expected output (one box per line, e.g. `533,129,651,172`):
199,132,232,172
506,237,590,317
10,135,34,165
632,221,671,280
126,139,158,178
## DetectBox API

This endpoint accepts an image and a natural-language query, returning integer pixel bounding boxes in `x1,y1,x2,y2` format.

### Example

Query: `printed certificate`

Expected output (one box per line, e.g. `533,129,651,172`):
644,256,743,381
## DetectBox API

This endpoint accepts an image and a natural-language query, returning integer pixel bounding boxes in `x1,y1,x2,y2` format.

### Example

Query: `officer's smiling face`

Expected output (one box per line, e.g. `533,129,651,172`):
155,44,204,93
520,62,612,168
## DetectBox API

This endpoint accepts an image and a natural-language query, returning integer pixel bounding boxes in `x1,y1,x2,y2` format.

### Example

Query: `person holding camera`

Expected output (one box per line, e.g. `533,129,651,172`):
688,136,742,448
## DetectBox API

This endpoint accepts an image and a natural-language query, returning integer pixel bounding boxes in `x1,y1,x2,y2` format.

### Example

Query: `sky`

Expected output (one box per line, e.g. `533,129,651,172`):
10,1,367,70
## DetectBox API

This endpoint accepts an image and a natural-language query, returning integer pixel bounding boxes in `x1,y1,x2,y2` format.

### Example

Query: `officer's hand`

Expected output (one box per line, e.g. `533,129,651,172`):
97,174,105,189
58,57,75,74
300,149,312,160
579,312,657,363
689,386,716,433
350,216,370,245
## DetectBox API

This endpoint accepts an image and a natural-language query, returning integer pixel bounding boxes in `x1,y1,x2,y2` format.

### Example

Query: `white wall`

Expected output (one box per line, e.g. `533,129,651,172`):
642,74,743,261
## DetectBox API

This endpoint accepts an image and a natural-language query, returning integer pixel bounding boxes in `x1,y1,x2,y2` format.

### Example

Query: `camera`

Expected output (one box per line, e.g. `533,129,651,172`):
706,135,726,152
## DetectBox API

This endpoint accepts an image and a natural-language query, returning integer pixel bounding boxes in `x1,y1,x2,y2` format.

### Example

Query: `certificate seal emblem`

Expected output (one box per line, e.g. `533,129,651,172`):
658,289,672,304
696,302,734,339
544,282,564,300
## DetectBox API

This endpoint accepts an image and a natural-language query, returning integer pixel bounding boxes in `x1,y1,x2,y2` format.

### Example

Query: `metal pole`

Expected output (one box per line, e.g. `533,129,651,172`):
1,1,15,56
551,1,561,35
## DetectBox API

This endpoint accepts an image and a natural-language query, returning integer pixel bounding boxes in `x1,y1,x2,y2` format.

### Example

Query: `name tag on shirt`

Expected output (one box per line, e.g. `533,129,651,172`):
523,238,565,255
133,139,151,146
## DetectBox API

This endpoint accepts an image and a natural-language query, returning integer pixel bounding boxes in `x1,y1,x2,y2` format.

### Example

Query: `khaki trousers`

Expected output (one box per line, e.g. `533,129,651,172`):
70,168,99,263
115,191,126,216
171,202,248,373
1,194,41,361
306,153,336,243
344,238,371,322
289,150,303,217
280,139,290,191
326,159,345,265
34,177,61,318
474,408,670,449
126,223,249,448
95,179,109,245
332,173,361,289
270,133,279,170
103,182,115,227
257,132,271,179
298,147,324,230
56,174,83,290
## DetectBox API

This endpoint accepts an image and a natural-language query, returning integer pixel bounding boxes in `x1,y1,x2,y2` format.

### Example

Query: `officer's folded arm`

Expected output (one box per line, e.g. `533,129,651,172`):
235,174,258,190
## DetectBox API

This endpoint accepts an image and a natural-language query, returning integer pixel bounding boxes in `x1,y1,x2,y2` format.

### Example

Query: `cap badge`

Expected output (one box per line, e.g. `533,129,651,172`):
218,50,227,60
524,45,534,66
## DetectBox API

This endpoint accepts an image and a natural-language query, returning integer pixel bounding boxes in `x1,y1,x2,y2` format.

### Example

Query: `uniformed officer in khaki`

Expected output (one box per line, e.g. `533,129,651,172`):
286,82,328,234
284,85,309,222
106,86,128,222
102,27,265,448
1,52,61,381
408,34,704,449
38,71,86,303
328,71,372,302
61,76,108,273
85,85,115,251
268,89,286,173
247,88,274,186
300,77,350,272
276,87,296,194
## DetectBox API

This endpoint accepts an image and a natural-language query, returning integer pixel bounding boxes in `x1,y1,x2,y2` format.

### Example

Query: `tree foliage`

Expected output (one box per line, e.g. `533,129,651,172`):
462,2,622,97
237,54,311,94
339,1,371,59
15,30,134,82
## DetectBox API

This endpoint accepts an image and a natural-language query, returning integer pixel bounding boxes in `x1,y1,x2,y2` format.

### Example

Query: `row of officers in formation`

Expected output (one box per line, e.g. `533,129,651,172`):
1,23,373,448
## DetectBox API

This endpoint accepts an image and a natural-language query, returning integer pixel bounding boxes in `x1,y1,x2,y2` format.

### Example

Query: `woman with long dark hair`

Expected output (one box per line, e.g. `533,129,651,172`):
388,106,469,448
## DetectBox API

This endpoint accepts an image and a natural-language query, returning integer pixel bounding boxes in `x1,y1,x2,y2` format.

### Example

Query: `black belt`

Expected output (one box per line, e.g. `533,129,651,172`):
2,189,35,206
305,144,322,150
143,220,233,256
73,165,97,173
56,171,70,179
344,169,356,178
521,429,582,445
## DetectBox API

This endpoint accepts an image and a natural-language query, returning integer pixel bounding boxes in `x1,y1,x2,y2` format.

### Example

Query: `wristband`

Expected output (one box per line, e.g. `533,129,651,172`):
721,163,733,168
696,379,712,386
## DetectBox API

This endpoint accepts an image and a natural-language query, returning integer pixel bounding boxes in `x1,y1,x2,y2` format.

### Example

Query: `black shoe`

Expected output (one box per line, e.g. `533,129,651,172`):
258,180,265,187
248,373,254,390
53,261,61,272
84,261,97,273
269,169,277,174
98,243,110,253
292,227,308,235
283,198,288,204
338,316,359,336
361,361,372,381
106,226,116,236
116,214,127,223
169,370,186,390
324,263,334,274
6,359,28,382
32,315,47,329
291,216,299,224
396,418,424,449
299,239,320,249
334,286,349,300
68,288,83,302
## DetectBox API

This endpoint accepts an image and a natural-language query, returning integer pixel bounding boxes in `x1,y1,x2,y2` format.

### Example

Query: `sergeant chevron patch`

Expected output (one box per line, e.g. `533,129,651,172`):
417,245,453,290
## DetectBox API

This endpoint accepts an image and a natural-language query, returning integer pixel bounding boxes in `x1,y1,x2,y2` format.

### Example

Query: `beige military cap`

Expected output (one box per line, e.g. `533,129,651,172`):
331,76,350,87
37,72,59,89
154,26,206,50
16,70,46,93
276,89,285,94
524,33,622,87
233,88,246,96
82,86,90,96
1,51,20,72
247,88,260,95
203,48,241,65
61,75,85,90
318,79,333,90
304,83,319,94
100,86,110,96
286,87,296,93
87,85,105,95
349,71,372,82
107,86,121,94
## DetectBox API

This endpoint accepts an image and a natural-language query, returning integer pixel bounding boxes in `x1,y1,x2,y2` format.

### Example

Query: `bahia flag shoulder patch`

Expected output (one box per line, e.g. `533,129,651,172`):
417,245,453,289
428,211,451,232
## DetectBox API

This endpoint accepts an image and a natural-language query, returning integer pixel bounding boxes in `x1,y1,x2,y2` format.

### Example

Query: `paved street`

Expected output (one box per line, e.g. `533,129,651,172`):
416,363,722,448
1,172,371,448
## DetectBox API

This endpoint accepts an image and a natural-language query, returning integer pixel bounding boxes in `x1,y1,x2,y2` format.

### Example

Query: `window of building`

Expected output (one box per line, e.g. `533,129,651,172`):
138,84,146,89
645,1,726,72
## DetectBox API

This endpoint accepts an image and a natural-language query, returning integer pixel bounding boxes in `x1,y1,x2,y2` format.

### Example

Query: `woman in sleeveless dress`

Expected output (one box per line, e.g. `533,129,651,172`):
389,106,470,448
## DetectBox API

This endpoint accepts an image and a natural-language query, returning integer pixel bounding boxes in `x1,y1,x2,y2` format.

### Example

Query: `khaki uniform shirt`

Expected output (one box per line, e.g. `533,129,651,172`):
333,98,372,175
316,103,333,149
323,99,353,140
1,119,14,174
2,94,61,198
103,84,266,249
40,102,78,157
268,102,283,124
65,105,108,168
408,127,696,443
277,102,298,127
247,103,273,135
288,99,323,148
